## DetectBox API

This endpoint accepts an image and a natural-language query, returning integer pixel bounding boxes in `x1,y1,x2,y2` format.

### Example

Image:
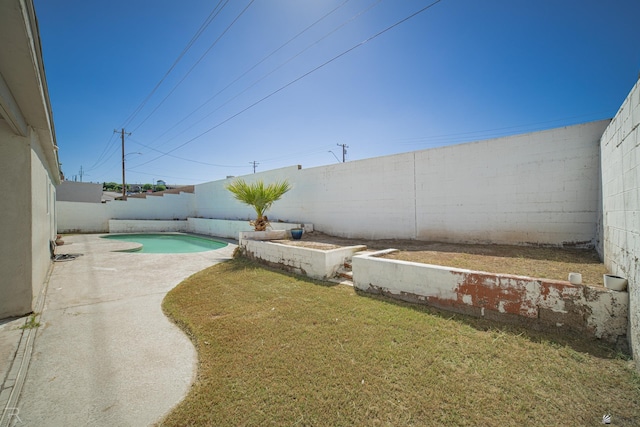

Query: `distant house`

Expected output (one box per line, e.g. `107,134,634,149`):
156,179,167,187
0,0,62,318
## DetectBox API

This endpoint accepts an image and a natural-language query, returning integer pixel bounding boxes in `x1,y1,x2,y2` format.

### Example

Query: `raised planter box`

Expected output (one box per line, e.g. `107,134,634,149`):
352,251,628,348
240,240,366,281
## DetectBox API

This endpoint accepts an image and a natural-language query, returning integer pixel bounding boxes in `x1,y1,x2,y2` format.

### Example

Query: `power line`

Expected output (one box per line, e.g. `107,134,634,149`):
144,0,382,154
130,0,256,133
127,136,246,168
394,110,615,146
132,0,444,169
120,0,229,130
86,132,119,172
144,0,355,151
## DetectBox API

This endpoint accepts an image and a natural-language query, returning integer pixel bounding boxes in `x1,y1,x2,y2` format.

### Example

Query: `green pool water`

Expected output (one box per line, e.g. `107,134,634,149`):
102,233,228,253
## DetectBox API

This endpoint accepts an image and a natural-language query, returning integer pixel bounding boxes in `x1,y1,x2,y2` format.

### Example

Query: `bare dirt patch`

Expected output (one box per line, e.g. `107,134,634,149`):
279,232,608,286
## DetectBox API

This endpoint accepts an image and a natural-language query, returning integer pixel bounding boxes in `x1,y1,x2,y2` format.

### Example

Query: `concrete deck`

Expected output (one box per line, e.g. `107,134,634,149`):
0,234,236,426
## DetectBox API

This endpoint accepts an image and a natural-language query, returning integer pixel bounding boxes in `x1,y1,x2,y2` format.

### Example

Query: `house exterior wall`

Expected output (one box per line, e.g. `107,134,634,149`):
0,123,33,317
0,0,61,318
600,79,640,369
31,130,57,308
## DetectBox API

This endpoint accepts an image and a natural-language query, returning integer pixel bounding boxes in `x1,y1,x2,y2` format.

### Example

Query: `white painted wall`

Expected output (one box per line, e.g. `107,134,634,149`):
353,252,628,345
60,122,605,247
56,181,102,203
57,192,196,233
415,122,607,245
57,201,110,233
240,240,366,280
600,79,640,368
108,220,188,233
194,121,607,245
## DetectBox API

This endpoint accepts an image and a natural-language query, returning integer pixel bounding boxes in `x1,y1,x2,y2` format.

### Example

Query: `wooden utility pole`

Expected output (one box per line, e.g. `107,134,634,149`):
115,128,131,199
337,143,349,162
250,160,259,173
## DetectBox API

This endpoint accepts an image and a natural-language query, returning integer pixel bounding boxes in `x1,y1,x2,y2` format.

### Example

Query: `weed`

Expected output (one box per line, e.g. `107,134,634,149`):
20,313,41,330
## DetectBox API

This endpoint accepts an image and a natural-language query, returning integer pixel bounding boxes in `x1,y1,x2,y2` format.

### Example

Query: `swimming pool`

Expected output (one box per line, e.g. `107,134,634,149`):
101,233,228,253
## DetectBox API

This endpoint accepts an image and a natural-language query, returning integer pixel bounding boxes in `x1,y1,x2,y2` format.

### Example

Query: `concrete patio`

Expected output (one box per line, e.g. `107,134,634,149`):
0,234,236,426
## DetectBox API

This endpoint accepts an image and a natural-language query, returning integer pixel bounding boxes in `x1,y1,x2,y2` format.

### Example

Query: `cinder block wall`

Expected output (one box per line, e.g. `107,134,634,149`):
600,79,640,368
196,121,608,246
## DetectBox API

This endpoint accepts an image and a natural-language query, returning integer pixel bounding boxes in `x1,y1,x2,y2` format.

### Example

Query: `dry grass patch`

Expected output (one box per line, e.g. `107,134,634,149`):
382,243,607,285
282,233,608,286
161,258,638,426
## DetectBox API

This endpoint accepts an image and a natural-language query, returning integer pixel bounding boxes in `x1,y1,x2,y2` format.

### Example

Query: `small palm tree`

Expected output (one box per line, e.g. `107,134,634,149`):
225,179,291,231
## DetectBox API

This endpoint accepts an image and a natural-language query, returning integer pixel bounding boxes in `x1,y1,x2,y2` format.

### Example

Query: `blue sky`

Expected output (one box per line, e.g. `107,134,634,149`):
35,0,640,185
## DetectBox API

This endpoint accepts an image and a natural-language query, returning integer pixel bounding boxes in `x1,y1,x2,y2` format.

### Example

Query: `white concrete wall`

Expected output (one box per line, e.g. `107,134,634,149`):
57,192,196,233
108,220,188,233
56,181,102,203
109,193,195,220
353,252,628,346
600,79,640,367
195,121,607,245
188,218,256,239
195,166,303,222
416,121,608,245
57,201,110,233
240,240,366,280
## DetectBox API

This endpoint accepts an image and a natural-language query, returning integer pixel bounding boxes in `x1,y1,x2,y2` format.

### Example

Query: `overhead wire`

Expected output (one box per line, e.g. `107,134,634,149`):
130,0,444,170
86,1,228,175
85,132,119,172
146,0,382,153
128,137,246,167
130,0,256,133
393,110,614,147
146,0,354,149
119,0,229,130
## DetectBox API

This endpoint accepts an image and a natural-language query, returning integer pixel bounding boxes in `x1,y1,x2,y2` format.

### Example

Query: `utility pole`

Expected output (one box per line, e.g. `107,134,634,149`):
250,160,259,173
78,165,84,182
337,143,349,162
115,128,131,199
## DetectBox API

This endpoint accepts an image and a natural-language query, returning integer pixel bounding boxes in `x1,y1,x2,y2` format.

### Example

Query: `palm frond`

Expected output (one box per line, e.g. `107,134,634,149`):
225,179,291,230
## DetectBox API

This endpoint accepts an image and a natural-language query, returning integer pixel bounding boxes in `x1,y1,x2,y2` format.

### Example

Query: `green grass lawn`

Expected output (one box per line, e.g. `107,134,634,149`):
160,258,640,426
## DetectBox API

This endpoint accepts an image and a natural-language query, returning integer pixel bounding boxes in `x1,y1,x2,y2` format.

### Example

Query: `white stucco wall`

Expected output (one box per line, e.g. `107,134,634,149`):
600,79,640,368
30,130,57,309
0,124,33,317
0,126,58,318
1,0,62,319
